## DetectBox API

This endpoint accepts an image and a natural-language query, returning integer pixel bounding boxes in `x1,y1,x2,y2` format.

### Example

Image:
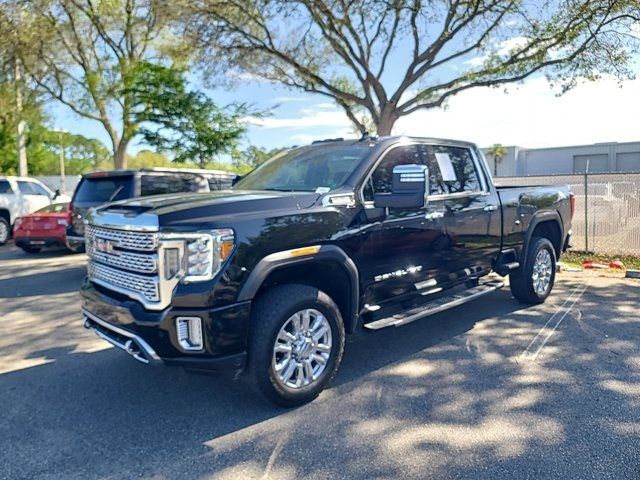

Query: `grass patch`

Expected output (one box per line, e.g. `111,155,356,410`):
561,251,640,271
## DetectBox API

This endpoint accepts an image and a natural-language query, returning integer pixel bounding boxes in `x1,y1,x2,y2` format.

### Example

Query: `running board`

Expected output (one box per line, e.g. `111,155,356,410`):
363,281,504,330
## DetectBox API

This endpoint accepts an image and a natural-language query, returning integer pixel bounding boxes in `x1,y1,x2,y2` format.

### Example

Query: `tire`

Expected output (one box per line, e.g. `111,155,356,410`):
247,284,345,407
510,236,556,304
0,217,9,245
19,245,42,254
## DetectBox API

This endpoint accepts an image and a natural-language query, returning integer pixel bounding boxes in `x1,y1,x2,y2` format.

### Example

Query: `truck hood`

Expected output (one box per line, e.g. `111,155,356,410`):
91,190,322,228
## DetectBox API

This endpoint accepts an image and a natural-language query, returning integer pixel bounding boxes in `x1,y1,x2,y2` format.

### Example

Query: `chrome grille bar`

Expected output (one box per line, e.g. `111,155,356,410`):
86,225,157,251
87,241,158,274
88,261,160,303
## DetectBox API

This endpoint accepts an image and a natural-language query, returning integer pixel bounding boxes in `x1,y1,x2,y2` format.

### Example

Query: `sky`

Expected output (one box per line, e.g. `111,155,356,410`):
50,51,640,157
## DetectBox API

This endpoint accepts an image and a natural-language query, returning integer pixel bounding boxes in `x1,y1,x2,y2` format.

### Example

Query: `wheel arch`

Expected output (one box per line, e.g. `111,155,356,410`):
523,211,563,260
0,208,10,224
238,245,360,333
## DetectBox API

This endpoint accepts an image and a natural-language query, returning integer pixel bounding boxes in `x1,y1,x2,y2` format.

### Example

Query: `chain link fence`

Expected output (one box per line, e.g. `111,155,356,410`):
496,173,640,256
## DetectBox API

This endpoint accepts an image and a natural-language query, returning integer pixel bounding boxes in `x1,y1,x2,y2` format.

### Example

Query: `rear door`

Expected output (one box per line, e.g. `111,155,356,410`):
418,144,501,278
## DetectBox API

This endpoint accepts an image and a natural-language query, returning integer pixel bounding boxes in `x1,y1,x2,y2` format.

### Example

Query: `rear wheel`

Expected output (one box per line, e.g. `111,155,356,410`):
510,236,556,304
0,217,9,245
247,284,345,407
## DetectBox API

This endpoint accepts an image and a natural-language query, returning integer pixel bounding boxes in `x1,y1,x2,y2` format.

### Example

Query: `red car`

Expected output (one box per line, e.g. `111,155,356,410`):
13,203,72,253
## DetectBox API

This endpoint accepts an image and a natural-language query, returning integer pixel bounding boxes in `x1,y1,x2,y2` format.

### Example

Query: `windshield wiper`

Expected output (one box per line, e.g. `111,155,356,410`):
108,185,124,202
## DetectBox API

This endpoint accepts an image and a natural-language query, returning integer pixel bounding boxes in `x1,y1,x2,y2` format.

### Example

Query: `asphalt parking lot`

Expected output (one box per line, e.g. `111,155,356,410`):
1,244,639,480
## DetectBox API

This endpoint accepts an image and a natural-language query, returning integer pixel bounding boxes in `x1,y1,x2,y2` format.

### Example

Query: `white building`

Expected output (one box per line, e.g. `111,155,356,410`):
481,140,640,177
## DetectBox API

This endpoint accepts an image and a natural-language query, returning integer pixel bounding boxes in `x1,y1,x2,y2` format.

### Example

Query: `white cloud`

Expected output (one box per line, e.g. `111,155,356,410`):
272,96,310,104
289,128,356,145
247,109,352,129
464,36,530,67
393,76,640,148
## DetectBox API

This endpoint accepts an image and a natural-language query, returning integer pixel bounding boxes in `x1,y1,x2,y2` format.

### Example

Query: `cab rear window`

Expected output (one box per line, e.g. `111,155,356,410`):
74,177,134,203
36,203,68,214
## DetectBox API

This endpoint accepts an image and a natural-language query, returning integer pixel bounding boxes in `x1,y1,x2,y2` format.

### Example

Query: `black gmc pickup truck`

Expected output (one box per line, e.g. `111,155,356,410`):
81,136,574,406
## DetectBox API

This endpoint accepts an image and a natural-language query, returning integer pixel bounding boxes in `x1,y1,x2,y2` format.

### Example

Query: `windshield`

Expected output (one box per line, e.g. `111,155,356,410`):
234,143,370,192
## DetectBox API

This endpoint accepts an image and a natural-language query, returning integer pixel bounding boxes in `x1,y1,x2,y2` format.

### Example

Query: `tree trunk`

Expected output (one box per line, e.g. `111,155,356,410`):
376,106,398,136
114,138,130,169
14,59,28,177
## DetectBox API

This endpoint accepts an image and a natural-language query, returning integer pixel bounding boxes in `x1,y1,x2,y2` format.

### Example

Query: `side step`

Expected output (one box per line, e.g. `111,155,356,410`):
363,281,504,330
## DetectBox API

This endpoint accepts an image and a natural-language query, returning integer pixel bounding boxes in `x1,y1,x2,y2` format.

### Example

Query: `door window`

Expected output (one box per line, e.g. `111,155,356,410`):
140,174,206,196
30,182,51,196
418,145,482,194
363,145,423,201
17,181,37,194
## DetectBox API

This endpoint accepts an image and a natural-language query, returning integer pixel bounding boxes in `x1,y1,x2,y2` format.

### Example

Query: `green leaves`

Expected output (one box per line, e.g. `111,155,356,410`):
126,61,251,167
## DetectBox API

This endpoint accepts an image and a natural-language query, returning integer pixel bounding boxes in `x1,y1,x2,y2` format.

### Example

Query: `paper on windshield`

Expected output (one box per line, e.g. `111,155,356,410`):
434,153,457,182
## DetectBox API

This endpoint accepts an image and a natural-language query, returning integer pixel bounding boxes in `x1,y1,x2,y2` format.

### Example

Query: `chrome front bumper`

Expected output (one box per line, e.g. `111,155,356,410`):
82,309,161,365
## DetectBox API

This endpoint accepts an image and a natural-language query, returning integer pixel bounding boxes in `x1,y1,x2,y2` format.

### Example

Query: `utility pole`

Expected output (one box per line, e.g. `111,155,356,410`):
58,131,66,193
14,58,28,177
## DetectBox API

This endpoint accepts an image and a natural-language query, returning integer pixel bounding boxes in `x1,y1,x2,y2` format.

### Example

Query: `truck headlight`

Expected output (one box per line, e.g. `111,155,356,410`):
183,229,235,282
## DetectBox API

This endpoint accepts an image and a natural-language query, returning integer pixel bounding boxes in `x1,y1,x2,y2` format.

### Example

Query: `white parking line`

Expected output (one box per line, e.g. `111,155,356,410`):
520,279,591,361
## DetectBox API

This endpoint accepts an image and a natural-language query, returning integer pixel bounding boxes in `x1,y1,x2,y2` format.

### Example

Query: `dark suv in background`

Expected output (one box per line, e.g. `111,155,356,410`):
66,168,236,252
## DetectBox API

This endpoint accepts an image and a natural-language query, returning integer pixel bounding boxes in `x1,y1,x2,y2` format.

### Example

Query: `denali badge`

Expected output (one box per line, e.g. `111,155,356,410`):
375,266,422,282
94,237,120,256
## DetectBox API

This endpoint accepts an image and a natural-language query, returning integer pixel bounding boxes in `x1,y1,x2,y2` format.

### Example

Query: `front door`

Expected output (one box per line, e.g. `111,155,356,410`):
360,144,450,306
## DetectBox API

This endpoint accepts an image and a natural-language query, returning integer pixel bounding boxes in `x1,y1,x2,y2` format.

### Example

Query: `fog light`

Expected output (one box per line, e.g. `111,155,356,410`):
176,317,203,351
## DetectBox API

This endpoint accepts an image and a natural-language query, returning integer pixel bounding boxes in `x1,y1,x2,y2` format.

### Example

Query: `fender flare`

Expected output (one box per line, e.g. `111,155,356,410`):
522,210,564,261
237,245,360,332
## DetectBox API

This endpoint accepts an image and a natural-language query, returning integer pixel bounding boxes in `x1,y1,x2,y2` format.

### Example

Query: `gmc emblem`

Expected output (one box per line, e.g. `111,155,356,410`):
94,237,120,256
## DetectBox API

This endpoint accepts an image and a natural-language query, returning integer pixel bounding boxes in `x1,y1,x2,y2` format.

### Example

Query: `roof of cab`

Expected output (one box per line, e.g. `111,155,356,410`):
83,167,236,179
305,135,478,149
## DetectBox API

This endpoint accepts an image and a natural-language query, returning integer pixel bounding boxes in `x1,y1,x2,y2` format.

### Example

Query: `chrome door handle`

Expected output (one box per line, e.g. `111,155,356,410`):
484,204,498,212
425,211,445,220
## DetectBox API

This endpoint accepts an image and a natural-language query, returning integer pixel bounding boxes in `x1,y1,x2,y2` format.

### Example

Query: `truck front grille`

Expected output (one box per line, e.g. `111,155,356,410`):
86,225,165,307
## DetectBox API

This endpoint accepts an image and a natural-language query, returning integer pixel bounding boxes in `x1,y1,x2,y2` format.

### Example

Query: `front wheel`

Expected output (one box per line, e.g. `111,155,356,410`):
247,284,345,407
510,236,556,304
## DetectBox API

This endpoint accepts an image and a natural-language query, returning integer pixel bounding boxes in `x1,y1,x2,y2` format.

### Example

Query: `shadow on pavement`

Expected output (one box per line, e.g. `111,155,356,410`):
0,266,86,298
0,278,638,479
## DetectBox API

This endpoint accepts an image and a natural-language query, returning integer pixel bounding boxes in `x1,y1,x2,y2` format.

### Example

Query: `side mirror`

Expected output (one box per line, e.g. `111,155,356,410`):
374,164,429,209
53,188,61,199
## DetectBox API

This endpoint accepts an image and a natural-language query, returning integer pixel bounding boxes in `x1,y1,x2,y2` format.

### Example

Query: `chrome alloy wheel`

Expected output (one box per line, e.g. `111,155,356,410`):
532,248,553,296
272,309,332,390
0,221,8,243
